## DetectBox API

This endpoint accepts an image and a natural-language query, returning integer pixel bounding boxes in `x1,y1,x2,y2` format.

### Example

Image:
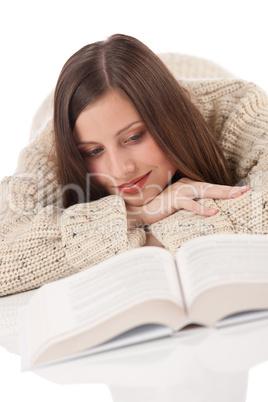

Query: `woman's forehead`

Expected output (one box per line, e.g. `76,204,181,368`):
74,90,143,144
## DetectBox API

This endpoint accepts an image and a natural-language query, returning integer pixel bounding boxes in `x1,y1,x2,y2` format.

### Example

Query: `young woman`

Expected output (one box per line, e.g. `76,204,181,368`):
0,34,267,296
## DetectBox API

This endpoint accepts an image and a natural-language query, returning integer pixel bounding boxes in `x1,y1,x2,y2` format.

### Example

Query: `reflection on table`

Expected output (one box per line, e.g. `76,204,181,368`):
0,290,268,402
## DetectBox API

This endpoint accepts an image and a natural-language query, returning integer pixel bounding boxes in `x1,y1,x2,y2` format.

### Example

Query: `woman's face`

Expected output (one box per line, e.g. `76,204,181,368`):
74,90,177,207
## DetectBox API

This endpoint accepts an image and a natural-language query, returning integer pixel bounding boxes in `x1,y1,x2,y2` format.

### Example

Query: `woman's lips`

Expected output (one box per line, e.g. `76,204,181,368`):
117,172,151,194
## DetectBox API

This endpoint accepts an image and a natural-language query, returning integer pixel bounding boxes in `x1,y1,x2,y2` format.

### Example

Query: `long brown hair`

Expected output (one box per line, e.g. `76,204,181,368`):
53,34,234,208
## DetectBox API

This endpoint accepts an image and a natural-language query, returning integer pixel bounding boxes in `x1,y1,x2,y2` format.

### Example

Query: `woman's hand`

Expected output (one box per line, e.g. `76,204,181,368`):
126,177,251,228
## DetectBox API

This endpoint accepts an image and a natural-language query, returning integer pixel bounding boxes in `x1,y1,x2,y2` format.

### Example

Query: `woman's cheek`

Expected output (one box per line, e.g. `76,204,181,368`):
136,141,152,160
85,158,99,172
85,160,107,186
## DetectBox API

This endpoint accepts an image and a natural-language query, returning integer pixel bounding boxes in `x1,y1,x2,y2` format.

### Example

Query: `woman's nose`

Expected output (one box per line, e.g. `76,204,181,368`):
108,151,136,179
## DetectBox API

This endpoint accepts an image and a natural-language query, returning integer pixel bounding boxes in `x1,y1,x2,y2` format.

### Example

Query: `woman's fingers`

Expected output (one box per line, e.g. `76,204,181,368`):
176,178,251,200
170,179,251,216
200,184,251,199
172,196,218,216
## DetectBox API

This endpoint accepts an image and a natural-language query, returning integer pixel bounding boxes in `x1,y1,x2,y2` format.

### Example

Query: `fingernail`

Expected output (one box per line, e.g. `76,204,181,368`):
207,208,218,215
240,185,250,191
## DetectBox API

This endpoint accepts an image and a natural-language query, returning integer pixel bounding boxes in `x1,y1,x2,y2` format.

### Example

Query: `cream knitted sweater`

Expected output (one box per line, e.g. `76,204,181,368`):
1,56,268,296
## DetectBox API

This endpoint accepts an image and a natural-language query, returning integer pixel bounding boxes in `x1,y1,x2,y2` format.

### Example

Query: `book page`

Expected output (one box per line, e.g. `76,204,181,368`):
64,247,183,328
176,234,268,308
26,246,183,363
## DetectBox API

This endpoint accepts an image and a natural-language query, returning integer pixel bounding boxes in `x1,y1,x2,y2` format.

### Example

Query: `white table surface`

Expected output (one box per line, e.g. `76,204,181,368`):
1,291,268,402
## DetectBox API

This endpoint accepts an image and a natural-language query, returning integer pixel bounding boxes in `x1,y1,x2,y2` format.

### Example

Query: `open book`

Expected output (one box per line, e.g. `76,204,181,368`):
19,234,268,370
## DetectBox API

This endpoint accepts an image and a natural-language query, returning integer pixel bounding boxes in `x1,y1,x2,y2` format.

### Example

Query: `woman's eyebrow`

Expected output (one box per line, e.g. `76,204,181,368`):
76,120,142,145
116,120,142,136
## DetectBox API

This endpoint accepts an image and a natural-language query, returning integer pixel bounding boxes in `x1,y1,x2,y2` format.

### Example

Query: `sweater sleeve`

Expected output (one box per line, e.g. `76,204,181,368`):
0,120,145,296
150,79,268,256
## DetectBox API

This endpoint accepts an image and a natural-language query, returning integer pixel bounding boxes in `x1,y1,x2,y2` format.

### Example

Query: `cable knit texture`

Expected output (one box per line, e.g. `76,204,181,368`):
0,54,268,296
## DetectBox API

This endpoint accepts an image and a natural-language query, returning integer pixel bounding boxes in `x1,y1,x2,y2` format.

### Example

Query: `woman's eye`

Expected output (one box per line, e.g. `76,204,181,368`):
126,131,146,143
82,147,103,158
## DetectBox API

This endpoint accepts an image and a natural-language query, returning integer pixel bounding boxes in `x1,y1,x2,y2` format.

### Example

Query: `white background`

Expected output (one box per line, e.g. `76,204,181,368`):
0,0,268,180
0,0,268,400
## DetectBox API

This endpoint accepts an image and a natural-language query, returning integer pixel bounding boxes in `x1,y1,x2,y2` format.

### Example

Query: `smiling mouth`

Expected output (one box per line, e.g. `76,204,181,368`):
116,171,151,194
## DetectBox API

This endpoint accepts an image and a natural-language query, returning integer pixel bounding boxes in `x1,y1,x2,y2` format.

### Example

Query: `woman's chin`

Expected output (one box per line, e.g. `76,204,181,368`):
123,193,159,207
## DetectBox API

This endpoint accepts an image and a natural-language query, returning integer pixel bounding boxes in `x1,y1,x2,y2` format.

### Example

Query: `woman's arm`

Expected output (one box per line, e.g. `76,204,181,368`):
0,120,145,296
